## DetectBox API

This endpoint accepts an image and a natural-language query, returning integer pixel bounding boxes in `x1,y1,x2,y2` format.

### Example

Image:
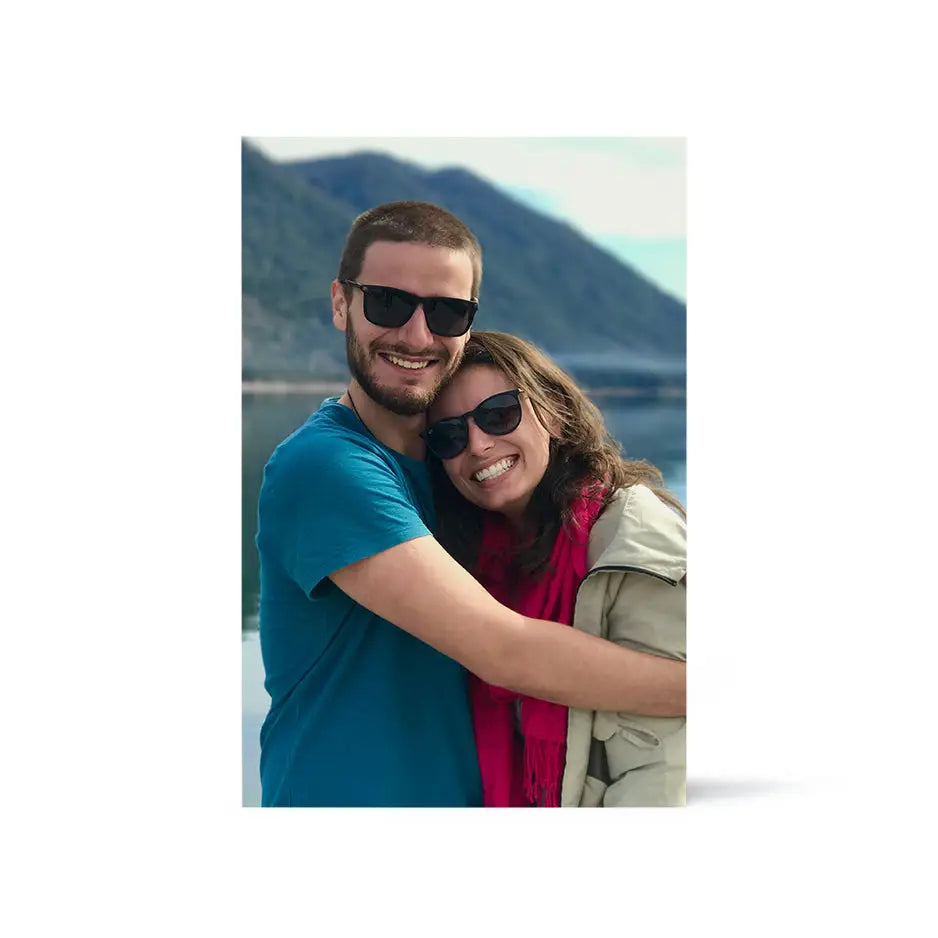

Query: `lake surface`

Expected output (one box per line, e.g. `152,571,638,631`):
241,390,686,806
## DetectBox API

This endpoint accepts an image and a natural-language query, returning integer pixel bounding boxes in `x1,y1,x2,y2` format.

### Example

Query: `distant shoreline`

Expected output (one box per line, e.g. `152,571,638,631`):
242,380,684,399
242,380,346,394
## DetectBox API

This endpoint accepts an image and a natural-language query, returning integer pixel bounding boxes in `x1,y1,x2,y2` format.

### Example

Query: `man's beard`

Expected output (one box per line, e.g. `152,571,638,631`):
345,317,461,416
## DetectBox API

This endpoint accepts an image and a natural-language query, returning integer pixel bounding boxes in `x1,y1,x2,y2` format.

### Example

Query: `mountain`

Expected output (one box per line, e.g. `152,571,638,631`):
241,143,353,377
242,141,685,382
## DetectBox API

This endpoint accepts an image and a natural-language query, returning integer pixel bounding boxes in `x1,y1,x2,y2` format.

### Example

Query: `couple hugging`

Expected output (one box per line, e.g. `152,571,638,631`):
256,200,686,807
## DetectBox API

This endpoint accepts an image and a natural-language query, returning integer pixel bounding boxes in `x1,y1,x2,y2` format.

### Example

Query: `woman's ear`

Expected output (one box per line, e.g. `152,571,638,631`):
530,398,561,439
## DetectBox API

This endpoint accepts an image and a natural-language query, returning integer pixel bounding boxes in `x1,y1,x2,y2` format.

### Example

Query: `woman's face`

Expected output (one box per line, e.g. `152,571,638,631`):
428,365,552,524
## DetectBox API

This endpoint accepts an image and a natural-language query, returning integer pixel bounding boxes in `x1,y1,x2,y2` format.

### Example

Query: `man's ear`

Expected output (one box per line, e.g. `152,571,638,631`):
331,279,348,333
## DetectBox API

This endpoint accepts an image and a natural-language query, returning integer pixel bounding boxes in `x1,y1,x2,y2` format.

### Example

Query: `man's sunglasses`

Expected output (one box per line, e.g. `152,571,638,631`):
340,280,478,338
422,389,523,460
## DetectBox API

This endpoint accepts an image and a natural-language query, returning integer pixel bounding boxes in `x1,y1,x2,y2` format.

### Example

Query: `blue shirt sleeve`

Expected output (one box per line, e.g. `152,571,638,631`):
257,424,431,597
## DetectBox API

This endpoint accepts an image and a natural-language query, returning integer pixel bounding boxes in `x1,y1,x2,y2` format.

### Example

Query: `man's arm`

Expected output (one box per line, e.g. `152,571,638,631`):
329,535,685,716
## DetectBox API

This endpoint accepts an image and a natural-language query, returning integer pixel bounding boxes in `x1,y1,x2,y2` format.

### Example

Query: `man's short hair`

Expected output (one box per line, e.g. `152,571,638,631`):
338,201,483,299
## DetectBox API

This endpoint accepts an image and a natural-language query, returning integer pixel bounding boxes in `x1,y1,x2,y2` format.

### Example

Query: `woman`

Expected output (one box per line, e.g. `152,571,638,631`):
426,332,686,807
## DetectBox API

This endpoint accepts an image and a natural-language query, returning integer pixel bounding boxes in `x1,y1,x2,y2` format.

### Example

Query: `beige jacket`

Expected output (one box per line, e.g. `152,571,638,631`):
560,484,687,807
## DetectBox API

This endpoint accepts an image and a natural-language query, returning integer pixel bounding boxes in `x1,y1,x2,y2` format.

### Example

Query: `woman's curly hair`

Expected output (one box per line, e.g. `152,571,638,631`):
429,331,685,577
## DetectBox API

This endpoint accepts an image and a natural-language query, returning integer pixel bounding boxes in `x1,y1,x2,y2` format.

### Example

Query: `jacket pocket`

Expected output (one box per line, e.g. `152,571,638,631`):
606,715,664,778
602,715,686,807
595,712,684,777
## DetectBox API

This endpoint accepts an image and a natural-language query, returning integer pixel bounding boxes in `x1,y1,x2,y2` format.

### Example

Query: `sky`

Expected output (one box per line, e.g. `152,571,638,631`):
247,136,686,302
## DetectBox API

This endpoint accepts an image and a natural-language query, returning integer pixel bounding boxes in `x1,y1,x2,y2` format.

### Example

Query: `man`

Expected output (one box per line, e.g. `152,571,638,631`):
256,201,684,806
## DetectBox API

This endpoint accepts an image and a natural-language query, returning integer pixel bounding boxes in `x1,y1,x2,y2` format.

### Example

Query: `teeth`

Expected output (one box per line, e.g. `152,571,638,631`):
473,457,517,483
385,354,430,370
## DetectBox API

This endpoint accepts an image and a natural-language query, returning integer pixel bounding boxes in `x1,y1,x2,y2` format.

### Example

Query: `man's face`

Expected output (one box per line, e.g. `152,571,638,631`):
332,241,474,416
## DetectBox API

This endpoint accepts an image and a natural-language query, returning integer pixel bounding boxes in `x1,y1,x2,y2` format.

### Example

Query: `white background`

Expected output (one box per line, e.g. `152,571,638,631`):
2,1,935,936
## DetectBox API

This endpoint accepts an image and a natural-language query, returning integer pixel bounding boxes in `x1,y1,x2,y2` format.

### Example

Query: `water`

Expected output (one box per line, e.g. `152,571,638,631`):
241,390,686,806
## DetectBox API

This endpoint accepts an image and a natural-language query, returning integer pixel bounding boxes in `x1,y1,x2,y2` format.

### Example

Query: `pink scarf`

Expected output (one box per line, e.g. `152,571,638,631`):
470,494,604,807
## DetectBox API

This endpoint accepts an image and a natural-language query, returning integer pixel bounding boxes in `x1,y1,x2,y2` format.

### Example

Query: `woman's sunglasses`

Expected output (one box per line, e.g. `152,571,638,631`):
340,280,478,338
422,389,523,460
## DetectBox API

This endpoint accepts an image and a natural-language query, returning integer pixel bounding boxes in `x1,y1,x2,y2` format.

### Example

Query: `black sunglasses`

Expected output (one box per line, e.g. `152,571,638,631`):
340,280,478,338
422,389,523,460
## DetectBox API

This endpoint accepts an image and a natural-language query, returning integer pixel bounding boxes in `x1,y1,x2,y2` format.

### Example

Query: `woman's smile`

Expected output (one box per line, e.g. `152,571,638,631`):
471,455,519,485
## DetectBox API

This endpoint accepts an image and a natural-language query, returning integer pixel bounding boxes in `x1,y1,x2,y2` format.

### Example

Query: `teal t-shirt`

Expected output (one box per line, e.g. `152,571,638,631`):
256,398,482,806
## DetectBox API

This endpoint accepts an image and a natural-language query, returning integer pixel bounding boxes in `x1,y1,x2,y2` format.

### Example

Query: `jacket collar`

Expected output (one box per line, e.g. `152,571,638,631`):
586,485,686,584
